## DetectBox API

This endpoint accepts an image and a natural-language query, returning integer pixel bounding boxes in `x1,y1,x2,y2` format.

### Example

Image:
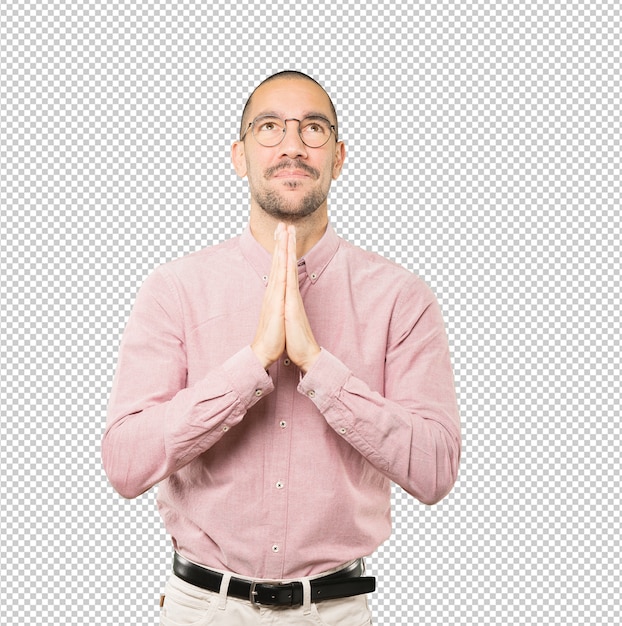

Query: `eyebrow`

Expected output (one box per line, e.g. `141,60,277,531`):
253,111,333,123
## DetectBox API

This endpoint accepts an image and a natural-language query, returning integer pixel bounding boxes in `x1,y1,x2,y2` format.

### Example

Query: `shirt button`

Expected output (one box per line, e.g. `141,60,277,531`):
276,481,284,489
272,545,279,553
283,358,291,366
255,389,263,397
262,275,268,282
279,420,287,428
311,272,317,280
307,390,316,398
339,427,347,435
222,425,229,432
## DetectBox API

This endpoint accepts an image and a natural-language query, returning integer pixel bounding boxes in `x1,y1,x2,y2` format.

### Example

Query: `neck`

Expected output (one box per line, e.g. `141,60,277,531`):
249,204,329,258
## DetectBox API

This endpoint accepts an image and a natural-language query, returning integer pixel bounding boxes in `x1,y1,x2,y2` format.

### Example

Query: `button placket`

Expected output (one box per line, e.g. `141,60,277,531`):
265,356,295,573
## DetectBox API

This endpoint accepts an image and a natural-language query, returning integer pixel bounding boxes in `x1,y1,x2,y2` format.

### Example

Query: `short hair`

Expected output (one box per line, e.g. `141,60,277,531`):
239,71,339,141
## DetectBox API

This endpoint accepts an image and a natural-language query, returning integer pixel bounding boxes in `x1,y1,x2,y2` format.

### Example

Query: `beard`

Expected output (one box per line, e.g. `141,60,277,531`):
254,183,328,222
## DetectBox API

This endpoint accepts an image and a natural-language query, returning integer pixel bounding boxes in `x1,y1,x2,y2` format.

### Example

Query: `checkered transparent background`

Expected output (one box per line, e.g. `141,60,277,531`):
1,1,620,624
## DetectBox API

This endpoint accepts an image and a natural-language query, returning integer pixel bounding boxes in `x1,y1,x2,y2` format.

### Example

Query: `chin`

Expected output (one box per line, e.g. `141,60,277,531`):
263,206,320,222
256,191,326,222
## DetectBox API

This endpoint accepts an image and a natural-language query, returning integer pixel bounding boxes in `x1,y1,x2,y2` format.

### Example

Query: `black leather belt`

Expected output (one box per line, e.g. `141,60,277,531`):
173,553,376,607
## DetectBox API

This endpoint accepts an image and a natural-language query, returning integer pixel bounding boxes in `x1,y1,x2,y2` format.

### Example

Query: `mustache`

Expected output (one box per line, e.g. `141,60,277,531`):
265,159,320,179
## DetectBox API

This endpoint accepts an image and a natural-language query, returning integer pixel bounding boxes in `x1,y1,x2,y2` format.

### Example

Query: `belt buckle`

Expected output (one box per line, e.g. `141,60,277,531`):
249,581,295,606
249,581,259,605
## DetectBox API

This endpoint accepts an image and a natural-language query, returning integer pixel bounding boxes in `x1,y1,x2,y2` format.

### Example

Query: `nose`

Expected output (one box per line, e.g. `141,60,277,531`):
279,119,308,158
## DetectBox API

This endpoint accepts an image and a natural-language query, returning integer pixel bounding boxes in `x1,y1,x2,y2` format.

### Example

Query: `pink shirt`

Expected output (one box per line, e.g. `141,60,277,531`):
103,224,461,579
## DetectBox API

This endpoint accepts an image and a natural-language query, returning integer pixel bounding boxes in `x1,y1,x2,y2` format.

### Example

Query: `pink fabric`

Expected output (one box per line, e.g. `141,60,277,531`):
103,224,461,579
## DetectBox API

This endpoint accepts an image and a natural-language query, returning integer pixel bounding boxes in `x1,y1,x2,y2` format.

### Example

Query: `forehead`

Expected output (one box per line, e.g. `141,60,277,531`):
248,78,334,120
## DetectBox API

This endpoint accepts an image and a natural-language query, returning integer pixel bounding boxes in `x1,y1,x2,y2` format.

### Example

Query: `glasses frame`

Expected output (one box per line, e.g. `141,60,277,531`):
241,115,337,148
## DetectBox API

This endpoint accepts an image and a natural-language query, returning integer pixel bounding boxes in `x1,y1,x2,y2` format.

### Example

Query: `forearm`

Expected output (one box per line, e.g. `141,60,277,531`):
102,346,273,499
299,349,461,505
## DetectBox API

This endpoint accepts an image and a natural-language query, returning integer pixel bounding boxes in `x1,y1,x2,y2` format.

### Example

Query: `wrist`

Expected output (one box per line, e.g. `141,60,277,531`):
299,346,321,374
250,343,276,370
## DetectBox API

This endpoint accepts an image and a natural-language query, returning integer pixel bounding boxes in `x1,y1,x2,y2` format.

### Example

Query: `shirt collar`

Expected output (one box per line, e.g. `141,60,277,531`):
239,223,340,285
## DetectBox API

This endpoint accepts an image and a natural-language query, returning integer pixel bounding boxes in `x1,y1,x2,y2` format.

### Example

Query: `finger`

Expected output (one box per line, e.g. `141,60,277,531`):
270,222,285,266
251,224,288,368
267,223,287,293
274,221,285,241
275,224,289,284
286,226,299,298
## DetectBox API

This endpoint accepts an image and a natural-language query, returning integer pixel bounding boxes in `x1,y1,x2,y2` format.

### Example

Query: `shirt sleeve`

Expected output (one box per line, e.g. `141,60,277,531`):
102,268,273,499
297,281,461,505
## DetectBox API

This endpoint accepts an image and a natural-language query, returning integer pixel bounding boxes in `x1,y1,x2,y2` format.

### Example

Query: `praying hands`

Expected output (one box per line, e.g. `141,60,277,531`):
250,222,321,373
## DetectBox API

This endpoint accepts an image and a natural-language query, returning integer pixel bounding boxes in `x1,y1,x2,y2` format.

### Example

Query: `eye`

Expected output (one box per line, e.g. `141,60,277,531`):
302,119,329,135
256,118,283,133
306,122,323,133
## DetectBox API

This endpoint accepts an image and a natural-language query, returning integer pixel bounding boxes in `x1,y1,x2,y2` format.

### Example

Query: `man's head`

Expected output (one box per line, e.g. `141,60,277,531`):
232,71,345,224
239,71,340,142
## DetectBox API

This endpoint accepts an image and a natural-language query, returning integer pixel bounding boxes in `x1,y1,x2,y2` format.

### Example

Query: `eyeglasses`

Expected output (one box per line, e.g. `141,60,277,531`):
241,115,336,148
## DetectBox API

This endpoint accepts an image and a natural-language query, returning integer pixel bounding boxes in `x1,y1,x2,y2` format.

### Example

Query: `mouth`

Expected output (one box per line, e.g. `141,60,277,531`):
266,160,319,181
273,169,311,179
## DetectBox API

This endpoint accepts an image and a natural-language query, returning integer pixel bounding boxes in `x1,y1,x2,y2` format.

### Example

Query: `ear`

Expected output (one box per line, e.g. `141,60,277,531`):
331,141,346,180
231,141,248,178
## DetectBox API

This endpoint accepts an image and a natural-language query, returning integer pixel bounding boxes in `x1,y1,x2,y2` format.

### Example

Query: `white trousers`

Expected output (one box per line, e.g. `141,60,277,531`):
159,571,373,625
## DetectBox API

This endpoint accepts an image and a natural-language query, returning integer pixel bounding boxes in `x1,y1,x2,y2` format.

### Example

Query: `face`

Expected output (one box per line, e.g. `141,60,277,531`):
232,78,346,222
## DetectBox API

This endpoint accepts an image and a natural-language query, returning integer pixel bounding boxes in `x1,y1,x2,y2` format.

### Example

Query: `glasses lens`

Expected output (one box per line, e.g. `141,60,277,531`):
252,116,285,147
300,118,333,147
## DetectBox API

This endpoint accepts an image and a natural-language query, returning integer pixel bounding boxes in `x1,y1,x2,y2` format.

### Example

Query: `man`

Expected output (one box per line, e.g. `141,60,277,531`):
103,71,461,625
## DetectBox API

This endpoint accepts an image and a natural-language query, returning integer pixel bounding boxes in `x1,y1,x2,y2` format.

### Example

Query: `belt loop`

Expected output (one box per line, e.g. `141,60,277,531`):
218,572,232,611
301,578,312,615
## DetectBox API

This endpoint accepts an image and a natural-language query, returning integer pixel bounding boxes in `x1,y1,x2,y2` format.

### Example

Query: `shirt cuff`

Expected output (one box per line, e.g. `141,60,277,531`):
297,348,350,413
221,345,274,409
